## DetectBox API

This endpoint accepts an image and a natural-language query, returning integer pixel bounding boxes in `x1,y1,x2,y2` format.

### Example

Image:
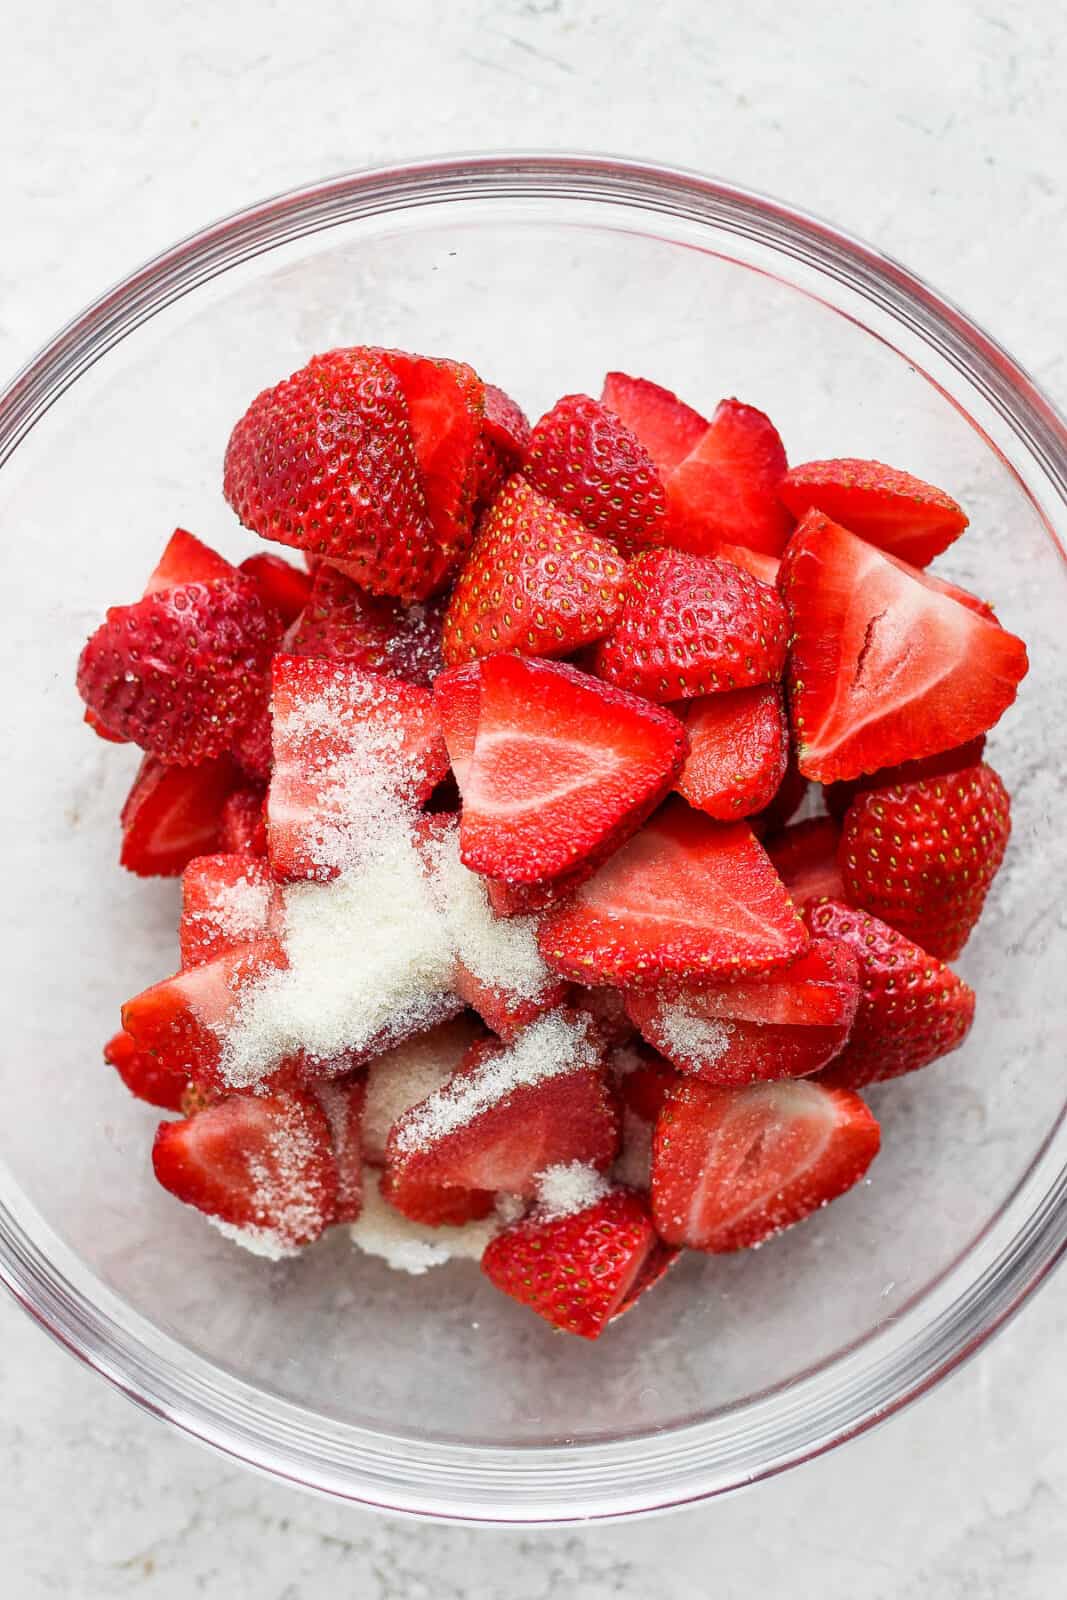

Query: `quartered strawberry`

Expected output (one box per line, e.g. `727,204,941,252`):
823,736,987,821
77,575,279,765
840,761,1011,959
600,372,708,473
438,653,687,885
538,801,807,987
713,541,782,586
651,1077,880,1251
313,1076,366,1224
779,458,968,568
765,816,846,905
223,347,441,600
663,399,793,557
482,1187,669,1338
104,1028,188,1111
627,938,860,1086
441,477,628,665
179,854,272,967
143,527,235,593
379,1166,495,1227
524,393,669,554
268,655,449,882
806,899,976,1087
779,511,1028,782
287,562,445,686
594,548,789,702
152,1089,337,1253
119,754,241,877
674,685,788,819
219,787,268,856
238,551,313,624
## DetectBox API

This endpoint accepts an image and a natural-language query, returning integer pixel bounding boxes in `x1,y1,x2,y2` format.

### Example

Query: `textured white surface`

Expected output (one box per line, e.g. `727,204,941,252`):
1,0,1066,1593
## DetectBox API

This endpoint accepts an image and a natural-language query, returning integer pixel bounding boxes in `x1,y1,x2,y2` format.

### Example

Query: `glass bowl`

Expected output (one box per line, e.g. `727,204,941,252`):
1,154,1065,1525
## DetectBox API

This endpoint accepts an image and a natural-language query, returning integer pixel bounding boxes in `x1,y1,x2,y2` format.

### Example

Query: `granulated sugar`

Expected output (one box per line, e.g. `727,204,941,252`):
361,1017,481,1164
658,1004,733,1066
207,1217,298,1261
187,873,271,944
535,1161,609,1220
205,1108,329,1258
431,825,556,1001
350,1167,501,1274
614,1108,653,1191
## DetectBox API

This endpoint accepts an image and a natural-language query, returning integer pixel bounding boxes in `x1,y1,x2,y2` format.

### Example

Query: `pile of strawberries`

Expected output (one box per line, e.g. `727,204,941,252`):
78,346,1028,1339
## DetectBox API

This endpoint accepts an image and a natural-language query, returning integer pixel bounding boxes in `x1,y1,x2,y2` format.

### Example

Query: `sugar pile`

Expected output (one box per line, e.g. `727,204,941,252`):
430,823,556,1002
361,1017,481,1163
350,1168,507,1274
534,1161,609,1220
657,1004,733,1066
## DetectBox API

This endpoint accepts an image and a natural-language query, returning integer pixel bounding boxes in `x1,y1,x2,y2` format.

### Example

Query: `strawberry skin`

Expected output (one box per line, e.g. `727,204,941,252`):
779,458,968,568
806,899,976,1087
664,398,793,557
287,562,445,687
595,548,789,702
441,476,628,665
475,383,532,511
840,761,1011,959
482,1188,670,1339
600,372,708,474
119,754,241,878
144,528,235,593
524,393,669,555
674,685,788,819
104,1029,188,1111
779,511,1028,782
651,1077,880,1251
765,816,846,906
823,736,987,822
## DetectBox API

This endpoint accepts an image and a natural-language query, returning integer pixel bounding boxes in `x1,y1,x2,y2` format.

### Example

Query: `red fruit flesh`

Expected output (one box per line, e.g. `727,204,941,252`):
674,685,788,819
664,399,793,557
84,706,130,743
104,1029,188,1111
379,1166,495,1227
218,787,268,856
238,552,313,624
119,754,241,878
600,372,708,473
765,816,846,906
779,458,968,568
714,541,782,586
524,393,669,555
314,1076,366,1224
180,854,272,967
143,528,234,593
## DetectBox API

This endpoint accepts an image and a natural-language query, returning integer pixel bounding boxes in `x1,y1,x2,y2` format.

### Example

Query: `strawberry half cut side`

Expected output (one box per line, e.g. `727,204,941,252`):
143,528,235,593
119,755,242,878
778,457,968,568
664,398,794,557
600,372,708,474
674,685,788,819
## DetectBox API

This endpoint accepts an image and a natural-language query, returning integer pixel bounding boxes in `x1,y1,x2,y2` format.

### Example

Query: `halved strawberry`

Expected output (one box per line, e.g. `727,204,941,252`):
840,761,1011,959
287,563,445,686
482,1187,669,1338
807,899,976,1087
238,551,313,624
600,372,708,473
439,654,687,885
441,477,628,665
714,541,782,586
663,399,793,557
152,1090,337,1253
594,548,789,702
143,528,235,593
779,512,1028,782
538,801,807,986
268,655,449,882
524,394,669,555
765,817,846,905
180,854,272,967
379,1166,495,1226
119,754,241,877
313,1076,366,1223
651,1077,880,1251
779,458,968,567
674,685,788,819
823,736,987,821
626,938,860,1085
104,1029,188,1111
218,787,268,856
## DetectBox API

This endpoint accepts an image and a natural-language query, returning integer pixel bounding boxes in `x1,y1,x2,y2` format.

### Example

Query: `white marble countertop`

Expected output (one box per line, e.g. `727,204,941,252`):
2,1,1065,1593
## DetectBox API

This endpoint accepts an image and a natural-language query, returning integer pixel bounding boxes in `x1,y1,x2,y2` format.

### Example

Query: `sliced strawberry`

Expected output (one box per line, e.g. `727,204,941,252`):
287,563,445,687
218,787,268,856
651,1077,880,1251
143,528,235,593
674,685,788,819
627,938,860,1085
574,984,637,1048
180,854,272,967
779,458,968,567
454,963,568,1042
484,861,598,917
440,654,687,885
538,802,807,987
152,1089,336,1252
441,477,628,665
823,736,987,821
765,817,846,905
484,382,532,460
594,548,789,702
379,1166,495,1226
524,394,669,555
313,1076,366,1223
664,399,793,557
104,1028,188,1111
807,899,976,1087
268,655,449,882
600,372,708,473
361,1018,483,1165
238,551,313,624
118,754,241,877
482,1187,668,1338
432,657,480,790
713,541,782,586
840,761,1011,959
84,706,131,743
616,1051,681,1122
779,511,1028,782
753,756,808,835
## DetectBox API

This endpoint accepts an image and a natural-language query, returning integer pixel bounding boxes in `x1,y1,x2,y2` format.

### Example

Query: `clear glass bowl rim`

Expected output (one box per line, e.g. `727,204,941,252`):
1,151,1065,1525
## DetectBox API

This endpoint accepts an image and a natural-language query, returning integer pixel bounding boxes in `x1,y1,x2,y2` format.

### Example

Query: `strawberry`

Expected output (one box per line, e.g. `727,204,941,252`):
268,655,449,882
429,657,480,790
453,963,569,1044
375,349,485,563
484,862,597,918
765,816,846,905
474,383,532,512
652,1077,880,1251
753,756,808,834
779,511,1028,782
574,984,637,1048
626,938,860,1085
152,1089,337,1252
823,736,987,822
230,691,274,782
77,575,279,765
594,548,789,702
179,854,272,967
482,1188,670,1338
219,787,268,856
313,1076,366,1223
119,754,241,877
839,760,1011,959
778,458,968,567
713,541,781,586
674,685,788,819
663,399,793,557
911,565,996,621
806,899,976,1087
524,393,669,555
287,563,445,687
143,527,234,593
379,1166,495,1227
441,477,628,665
104,1028,187,1111
238,551,313,624
616,1051,680,1122
223,347,441,600
84,706,130,743
437,653,687,884
538,802,807,986
600,372,708,473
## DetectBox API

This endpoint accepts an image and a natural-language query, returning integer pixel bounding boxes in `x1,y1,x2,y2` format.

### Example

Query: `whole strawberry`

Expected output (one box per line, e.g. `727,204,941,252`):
840,761,1011,959
524,393,668,555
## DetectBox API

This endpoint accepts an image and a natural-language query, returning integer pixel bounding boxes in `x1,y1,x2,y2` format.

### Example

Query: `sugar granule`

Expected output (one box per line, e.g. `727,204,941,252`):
188,873,271,942
613,1108,653,1191
350,1168,501,1274
534,1161,609,1221
361,1018,481,1163
207,1217,298,1261
657,1004,732,1065
431,826,555,1001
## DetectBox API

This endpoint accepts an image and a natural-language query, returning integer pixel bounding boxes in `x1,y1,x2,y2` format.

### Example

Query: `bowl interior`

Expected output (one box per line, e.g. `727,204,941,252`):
1,179,1065,1480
